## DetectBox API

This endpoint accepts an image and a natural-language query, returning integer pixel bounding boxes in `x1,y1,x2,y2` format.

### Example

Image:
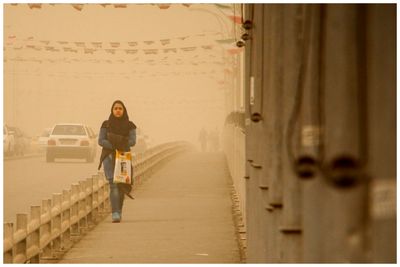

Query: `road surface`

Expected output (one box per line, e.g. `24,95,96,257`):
4,148,101,224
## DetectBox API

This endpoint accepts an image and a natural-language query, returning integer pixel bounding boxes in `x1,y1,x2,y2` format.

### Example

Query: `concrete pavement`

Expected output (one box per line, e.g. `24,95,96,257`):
58,151,241,263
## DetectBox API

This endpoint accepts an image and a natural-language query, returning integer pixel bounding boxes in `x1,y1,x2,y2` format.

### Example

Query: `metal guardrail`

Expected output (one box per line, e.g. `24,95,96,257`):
3,141,190,263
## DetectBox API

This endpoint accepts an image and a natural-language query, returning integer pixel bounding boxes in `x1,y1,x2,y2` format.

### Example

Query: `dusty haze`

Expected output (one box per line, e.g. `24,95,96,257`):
4,4,230,145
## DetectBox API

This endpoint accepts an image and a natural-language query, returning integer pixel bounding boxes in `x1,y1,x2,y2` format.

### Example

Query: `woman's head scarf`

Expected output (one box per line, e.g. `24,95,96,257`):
108,100,134,136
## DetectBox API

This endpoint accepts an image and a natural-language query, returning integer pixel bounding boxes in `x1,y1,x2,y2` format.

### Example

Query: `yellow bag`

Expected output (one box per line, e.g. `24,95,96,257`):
113,150,132,184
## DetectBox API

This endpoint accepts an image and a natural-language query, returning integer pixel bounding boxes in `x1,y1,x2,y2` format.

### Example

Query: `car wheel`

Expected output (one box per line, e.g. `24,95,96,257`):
46,152,55,162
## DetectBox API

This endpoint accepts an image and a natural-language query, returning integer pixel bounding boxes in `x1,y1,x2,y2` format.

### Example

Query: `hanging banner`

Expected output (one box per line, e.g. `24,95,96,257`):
144,49,158,55
163,48,177,53
110,42,120,48
113,4,127,8
92,42,102,48
28,4,42,9
74,42,85,47
72,4,84,11
105,49,116,54
202,45,213,50
125,49,138,54
84,48,96,54
160,39,170,45
181,47,196,52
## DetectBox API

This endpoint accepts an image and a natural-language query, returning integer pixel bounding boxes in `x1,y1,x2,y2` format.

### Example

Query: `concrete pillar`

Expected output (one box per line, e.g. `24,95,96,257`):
365,4,396,263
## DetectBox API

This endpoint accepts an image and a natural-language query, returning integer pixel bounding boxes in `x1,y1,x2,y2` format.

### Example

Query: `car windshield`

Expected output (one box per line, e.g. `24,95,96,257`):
52,125,86,136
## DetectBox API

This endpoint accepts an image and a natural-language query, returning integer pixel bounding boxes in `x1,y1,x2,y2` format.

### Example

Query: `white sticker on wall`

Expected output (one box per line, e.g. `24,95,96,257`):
370,179,396,219
250,76,255,106
301,125,320,147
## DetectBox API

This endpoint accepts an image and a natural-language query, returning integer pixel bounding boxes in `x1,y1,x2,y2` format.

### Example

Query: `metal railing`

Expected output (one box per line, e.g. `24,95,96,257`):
3,141,190,263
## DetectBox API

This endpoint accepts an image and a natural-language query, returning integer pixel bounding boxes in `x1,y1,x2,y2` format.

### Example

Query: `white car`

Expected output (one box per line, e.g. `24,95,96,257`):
3,125,15,156
46,123,97,163
7,126,30,156
38,128,52,147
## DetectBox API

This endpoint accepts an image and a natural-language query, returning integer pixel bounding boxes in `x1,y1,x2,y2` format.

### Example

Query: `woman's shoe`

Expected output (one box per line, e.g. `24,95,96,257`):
112,212,121,223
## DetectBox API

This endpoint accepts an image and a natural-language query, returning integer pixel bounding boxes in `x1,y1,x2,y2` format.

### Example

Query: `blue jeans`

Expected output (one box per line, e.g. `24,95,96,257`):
103,154,125,213
109,182,125,213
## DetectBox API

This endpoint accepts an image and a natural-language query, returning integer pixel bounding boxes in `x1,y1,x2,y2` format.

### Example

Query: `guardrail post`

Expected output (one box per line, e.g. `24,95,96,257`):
61,189,71,250
85,178,94,227
97,175,105,214
51,193,62,255
135,154,141,181
101,175,111,213
40,199,52,259
4,222,14,263
14,213,28,263
91,175,100,223
27,206,41,263
78,181,88,232
70,184,80,237
71,183,80,236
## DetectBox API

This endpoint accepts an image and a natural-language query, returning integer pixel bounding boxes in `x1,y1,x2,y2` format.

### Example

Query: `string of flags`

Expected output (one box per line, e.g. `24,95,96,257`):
4,55,227,66
5,42,241,56
4,34,243,56
6,32,228,45
4,68,223,80
10,4,191,11
8,3,243,24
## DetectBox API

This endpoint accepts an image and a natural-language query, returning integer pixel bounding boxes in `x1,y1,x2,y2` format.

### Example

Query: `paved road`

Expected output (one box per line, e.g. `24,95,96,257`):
59,152,240,263
3,147,101,224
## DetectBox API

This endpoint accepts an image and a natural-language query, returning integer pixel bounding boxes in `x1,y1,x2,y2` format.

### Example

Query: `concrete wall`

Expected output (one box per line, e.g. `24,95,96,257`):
240,4,396,263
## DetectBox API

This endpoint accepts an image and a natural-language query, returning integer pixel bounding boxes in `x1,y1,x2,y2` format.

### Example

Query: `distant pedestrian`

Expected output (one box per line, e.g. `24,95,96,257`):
208,127,220,152
98,100,137,223
198,127,208,152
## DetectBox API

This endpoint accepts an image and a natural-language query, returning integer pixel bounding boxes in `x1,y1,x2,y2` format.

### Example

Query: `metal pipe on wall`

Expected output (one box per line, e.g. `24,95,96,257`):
319,5,369,262
321,5,365,188
280,4,307,262
294,5,322,180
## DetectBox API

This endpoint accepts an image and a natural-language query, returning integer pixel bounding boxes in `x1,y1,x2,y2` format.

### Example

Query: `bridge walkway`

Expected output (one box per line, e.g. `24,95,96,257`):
58,151,241,263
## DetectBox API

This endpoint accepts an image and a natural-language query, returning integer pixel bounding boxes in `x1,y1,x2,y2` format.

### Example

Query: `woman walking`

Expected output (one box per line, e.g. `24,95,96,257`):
98,100,136,223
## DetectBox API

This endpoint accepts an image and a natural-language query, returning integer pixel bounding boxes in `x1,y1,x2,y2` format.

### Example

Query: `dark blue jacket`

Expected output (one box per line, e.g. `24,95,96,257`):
98,122,136,181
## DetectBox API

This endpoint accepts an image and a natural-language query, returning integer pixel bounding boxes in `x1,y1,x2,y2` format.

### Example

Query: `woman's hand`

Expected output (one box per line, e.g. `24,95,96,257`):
107,132,128,151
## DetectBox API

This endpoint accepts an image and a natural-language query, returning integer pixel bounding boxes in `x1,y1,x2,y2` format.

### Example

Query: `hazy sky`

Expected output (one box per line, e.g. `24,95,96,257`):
3,3,237,144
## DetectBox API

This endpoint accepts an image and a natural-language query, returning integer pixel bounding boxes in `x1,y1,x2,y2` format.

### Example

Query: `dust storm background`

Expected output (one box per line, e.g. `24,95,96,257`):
4,4,230,146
